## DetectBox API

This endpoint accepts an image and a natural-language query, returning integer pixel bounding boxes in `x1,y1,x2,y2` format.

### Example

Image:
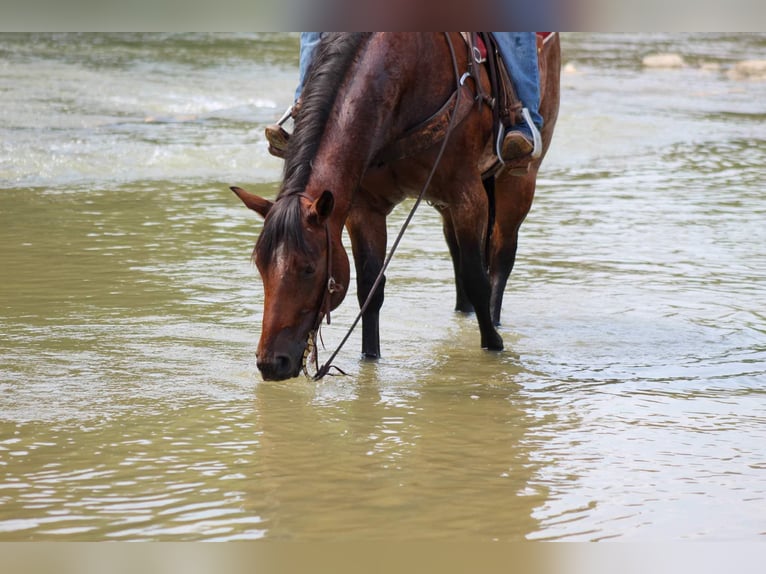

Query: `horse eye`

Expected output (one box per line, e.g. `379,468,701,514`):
302,264,316,276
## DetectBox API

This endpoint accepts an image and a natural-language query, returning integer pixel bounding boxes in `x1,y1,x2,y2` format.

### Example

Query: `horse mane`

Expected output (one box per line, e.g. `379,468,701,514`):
281,32,372,198
256,33,372,265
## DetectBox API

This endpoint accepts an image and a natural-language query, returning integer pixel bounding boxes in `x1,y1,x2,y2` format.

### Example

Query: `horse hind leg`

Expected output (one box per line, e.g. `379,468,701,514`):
488,171,536,326
489,239,519,327
441,176,497,317
438,205,474,314
445,190,503,351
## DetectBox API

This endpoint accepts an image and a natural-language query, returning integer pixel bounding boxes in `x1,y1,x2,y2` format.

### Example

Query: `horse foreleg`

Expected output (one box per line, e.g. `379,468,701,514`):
449,194,504,351
346,207,388,359
488,172,537,326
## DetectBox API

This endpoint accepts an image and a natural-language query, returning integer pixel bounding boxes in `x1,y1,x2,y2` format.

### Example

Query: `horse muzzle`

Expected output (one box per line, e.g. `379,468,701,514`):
255,335,306,381
256,353,302,381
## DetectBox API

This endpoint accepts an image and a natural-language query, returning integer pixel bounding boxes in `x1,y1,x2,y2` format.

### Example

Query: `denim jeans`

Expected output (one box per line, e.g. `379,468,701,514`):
296,32,322,101
491,32,542,133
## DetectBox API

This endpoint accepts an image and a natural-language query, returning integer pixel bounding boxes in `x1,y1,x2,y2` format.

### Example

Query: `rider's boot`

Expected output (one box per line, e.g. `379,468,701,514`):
265,102,300,158
499,107,542,172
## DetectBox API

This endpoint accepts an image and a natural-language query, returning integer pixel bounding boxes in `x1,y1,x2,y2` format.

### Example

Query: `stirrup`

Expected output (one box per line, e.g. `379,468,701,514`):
275,104,294,127
521,108,542,159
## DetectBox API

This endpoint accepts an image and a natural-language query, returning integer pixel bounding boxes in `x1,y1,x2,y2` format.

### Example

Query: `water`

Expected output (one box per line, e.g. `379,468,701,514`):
1,33,765,541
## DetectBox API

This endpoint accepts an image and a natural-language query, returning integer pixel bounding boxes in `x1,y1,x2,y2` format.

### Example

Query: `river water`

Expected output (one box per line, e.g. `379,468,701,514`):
0,33,764,541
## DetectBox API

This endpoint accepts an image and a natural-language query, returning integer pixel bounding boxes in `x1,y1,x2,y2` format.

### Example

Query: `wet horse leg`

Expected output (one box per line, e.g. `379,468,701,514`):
488,170,537,326
446,184,504,351
488,35,558,326
346,204,389,359
438,205,474,314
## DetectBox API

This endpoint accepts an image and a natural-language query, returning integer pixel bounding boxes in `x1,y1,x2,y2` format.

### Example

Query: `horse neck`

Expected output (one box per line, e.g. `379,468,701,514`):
306,34,449,223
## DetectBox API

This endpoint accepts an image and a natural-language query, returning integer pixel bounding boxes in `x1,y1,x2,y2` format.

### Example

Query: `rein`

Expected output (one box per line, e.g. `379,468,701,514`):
309,32,468,381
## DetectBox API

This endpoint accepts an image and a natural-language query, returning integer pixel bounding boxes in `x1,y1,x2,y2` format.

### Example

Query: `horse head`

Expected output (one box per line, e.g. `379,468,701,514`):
232,186,349,380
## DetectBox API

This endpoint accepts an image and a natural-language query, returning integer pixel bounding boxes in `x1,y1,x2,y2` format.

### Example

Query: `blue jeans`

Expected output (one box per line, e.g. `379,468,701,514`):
295,32,322,101
491,32,542,134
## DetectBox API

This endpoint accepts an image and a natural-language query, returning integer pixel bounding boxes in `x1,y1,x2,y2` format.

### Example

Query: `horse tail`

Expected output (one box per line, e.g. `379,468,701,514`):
482,175,496,270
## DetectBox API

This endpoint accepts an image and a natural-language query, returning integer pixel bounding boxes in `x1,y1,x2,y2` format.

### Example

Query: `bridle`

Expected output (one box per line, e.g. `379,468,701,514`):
302,219,343,377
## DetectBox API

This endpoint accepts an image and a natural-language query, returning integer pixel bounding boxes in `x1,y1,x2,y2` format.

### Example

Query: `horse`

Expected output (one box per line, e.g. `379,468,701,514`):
232,32,560,381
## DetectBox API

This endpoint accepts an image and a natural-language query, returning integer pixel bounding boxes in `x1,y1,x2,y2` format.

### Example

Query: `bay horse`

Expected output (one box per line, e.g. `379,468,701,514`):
233,32,560,380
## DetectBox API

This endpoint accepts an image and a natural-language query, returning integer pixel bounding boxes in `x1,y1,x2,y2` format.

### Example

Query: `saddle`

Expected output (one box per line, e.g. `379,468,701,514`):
373,32,554,176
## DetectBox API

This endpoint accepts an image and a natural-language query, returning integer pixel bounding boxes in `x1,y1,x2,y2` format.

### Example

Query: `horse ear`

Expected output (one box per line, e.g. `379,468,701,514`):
230,186,272,218
308,190,334,225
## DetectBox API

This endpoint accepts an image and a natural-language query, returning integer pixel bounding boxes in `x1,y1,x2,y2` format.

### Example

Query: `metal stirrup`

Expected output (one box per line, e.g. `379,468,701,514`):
521,107,542,159
276,105,293,127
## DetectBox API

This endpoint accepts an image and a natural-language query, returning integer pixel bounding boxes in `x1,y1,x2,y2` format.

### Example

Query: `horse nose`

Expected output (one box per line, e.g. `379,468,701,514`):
257,354,298,381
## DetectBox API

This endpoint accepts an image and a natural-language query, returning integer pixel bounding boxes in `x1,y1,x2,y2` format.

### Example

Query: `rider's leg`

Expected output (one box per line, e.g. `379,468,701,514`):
295,32,322,101
492,32,543,161
266,32,322,158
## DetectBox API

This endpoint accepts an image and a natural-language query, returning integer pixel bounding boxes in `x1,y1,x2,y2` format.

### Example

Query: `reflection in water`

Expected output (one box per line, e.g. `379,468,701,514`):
1,33,765,540
251,351,551,540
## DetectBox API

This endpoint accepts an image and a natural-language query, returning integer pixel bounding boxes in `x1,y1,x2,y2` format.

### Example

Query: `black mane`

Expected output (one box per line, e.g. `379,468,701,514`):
256,33,372,265
281,32,371,198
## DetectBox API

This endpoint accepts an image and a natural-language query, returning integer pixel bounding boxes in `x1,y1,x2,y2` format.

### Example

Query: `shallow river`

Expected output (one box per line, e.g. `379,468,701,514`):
1,33,765,540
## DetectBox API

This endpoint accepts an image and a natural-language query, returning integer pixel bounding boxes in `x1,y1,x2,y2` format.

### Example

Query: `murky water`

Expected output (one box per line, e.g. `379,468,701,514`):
1,33,765,540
